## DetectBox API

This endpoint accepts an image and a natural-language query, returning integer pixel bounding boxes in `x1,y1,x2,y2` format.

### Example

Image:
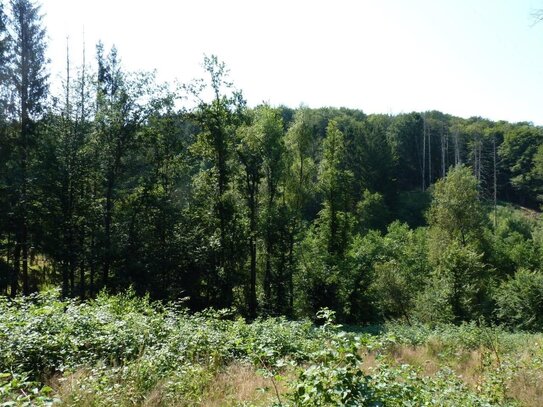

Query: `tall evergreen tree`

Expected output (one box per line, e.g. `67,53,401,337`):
7,0,48,295
0,1,10,295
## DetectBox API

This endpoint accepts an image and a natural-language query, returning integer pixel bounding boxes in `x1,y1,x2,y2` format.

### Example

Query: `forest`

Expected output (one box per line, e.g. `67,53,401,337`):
2,0,543,326
1,1,543,405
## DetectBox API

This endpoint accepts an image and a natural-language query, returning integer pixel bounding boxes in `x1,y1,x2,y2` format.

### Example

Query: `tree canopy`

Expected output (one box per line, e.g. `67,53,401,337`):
1,1,543,330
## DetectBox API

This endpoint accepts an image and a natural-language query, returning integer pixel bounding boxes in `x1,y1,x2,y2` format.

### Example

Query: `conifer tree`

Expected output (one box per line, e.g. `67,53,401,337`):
7,0,48,295
0,1,9,295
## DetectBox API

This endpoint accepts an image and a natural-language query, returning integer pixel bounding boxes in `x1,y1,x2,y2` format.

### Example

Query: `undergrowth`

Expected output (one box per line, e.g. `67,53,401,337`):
1,290,541,406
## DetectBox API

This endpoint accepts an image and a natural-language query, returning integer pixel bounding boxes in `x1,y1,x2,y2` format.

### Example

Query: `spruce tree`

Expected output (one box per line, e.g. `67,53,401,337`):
7,0,48,295
0,1,9,295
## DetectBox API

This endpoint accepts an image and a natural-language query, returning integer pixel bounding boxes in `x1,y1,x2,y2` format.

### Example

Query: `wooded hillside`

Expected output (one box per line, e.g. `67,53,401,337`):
1,1,543,328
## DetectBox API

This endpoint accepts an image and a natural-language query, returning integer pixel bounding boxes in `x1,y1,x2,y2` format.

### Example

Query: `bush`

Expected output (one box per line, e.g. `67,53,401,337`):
495,269,543,331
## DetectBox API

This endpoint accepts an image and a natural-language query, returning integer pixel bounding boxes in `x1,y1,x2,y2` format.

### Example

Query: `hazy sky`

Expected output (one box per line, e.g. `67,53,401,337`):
39,0,543,124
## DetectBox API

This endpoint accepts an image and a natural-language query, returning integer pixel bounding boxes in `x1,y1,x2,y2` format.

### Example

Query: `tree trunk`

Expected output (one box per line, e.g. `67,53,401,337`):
248,174,258,318
103,178,114,288
454,129,460,165
422,115,426,191
62,260,69,297
427,120,432,185
21,171,29,296
69,247,76,296
11,242,20,297
441,124,446,178
79,232,86,300
5,233,12,296
79,38,87,299
288,232,295,313
493,136,497,231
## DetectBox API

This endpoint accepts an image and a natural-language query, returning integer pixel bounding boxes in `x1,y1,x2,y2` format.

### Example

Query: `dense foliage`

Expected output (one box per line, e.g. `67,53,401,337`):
1,0,543,330
2,292,542,406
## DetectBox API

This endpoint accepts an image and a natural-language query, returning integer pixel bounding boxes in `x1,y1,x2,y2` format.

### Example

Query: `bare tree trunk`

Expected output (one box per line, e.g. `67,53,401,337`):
288,233,294,313
454,129,460,165
21,125,29,296
441,124,446,178
478,142,483,182
81,30,86,120
249,177,258,318
66,37,70,114
20,12,30,296
427,119,432,185
422,115,426,191
493,136,497,231
79,228,86,299
67,37,74,297
103,180,113,288
11,241,20,297
90,230,95,297
5,232,12,295
473,142,478,178
90,180,97,297
79,35,87,299
446,128,449,170
69,251,76,296
62,260,69,297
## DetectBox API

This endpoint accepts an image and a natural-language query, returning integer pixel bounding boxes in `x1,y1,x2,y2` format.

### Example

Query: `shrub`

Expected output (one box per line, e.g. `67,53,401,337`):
495,269,543,331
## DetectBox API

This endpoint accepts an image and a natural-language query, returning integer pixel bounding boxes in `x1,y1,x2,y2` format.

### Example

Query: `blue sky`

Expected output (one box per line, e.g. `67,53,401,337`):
41,0,543,124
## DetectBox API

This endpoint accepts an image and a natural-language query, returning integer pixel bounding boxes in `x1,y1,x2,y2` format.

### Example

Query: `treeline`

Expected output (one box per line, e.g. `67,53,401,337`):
1,0,543,327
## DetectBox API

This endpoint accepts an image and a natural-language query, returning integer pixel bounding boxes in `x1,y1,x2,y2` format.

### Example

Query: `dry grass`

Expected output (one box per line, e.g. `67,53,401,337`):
51,362,292,407
383,343,488,387
52,369,96,406
360,350,378,372
388,344,441,376
201,363,287,407
366,343,543,407
506,350,543,407
509,371,543,407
